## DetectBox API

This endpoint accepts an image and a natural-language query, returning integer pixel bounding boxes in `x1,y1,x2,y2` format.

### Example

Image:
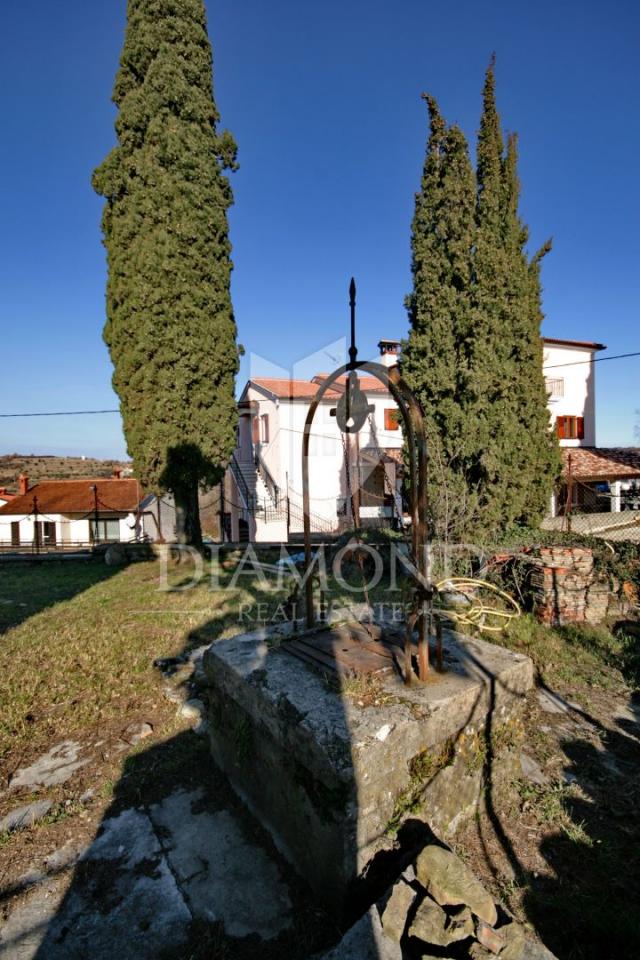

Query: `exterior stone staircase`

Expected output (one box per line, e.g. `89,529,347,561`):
230,454,336,541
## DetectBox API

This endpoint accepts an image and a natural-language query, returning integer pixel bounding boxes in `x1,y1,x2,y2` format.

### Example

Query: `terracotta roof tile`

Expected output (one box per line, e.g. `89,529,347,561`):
563,448,640,481
0,479,141,516
252,375,390,400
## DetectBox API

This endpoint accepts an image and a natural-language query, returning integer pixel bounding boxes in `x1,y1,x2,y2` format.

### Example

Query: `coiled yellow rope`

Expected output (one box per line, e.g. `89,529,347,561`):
435,577,521,634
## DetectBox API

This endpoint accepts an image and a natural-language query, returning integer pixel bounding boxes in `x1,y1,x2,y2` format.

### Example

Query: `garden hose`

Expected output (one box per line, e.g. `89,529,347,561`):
435,577,521,634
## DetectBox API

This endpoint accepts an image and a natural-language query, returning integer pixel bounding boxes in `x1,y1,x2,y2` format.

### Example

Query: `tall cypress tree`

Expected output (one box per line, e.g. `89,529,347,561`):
403,96,478,541
468,58,559,536
467,56,517,535
500,133,561,523
93,0,239,546
405,61,560,541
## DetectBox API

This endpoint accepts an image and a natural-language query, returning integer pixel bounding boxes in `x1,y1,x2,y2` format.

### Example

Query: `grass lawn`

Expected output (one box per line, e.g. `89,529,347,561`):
1,554,639,960
0,554,289,769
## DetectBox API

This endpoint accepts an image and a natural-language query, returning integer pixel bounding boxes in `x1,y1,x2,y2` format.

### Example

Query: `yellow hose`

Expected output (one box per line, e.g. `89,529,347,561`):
435,577,521,634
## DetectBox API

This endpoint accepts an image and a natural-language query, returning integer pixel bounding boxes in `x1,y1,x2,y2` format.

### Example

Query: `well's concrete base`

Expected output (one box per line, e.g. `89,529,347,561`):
203,624,533,916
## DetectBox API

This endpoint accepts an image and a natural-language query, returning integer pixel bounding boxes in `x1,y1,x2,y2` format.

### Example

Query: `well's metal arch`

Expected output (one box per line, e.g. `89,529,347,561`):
301,281,433,683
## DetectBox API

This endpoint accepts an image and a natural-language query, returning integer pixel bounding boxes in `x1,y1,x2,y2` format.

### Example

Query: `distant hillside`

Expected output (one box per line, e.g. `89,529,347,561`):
0,455,132,491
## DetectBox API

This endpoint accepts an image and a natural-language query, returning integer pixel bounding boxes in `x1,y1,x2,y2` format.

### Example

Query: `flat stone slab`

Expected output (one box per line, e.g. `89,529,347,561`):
203,623,533,914
149,788,292,938
0,801,52,834
9,741,88,791
0,788,292,960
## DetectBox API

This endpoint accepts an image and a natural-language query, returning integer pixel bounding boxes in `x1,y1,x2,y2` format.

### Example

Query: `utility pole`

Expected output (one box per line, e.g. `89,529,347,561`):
285,471,291,541
91,484,100,543
32,496,40,556
565,453,573,535
219,479,225,543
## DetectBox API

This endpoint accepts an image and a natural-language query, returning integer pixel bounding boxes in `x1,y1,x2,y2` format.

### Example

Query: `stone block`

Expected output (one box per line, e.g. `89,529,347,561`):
203,625,533,916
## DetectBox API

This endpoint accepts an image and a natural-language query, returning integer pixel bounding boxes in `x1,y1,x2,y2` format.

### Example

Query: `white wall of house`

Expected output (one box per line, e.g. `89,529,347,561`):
0,513,138,547
543,341,598,447
235,383,404,539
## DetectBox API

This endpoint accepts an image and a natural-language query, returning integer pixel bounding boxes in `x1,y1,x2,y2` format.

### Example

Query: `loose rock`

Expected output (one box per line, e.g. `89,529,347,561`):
476,918,506,954
179,699,205,722
0,800,53,833
10,741,88,791
520,752,548,786
121,721,153,745
415,845,498,927
380,880,416,942
408,897,449,946
500,919,527,960
316,906,402,959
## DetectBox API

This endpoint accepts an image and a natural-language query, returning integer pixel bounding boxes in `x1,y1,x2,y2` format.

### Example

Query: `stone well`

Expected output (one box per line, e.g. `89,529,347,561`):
202,623,533,916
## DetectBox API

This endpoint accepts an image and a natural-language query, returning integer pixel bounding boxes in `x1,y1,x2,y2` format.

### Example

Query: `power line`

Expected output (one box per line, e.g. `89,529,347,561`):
1,349,638,417
543,351,640,370
0,409,119,419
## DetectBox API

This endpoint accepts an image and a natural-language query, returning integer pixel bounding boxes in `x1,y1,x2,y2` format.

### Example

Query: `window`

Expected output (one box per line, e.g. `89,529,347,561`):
260,414,270,444
91,518,121,542
384,408,400,431
43,522,56,546
556,416,584,440
545,377,564,398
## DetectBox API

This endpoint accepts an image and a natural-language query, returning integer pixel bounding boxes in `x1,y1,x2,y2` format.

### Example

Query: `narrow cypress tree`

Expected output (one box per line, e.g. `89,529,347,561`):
93,0,239,546
500,134,561,523
467,57,517,536
403,96,478,541
469,58,559,536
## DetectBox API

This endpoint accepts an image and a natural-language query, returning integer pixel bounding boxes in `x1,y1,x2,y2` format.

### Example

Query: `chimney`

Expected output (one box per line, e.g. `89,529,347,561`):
112,468,122,480
18,475,29,496
378,339,401,369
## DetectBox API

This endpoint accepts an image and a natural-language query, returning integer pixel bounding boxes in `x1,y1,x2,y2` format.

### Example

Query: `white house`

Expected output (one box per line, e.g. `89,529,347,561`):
542,337,640,514
0,473,142,550
542,337,603,446
227,340,404,542
227,335,640,541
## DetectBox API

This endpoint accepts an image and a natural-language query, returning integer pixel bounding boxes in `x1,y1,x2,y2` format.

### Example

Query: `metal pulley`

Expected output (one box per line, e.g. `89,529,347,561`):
335,373,374,434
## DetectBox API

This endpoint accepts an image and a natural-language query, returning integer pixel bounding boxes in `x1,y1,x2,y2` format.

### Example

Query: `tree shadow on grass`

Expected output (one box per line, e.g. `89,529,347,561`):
0,558,121,638
460,675,640,960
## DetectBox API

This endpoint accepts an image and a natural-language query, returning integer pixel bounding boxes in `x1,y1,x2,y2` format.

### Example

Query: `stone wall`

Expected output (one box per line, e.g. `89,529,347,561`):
529,546,611,626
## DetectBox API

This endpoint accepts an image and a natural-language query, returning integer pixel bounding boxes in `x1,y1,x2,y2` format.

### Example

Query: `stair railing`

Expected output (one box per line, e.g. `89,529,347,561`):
230,453,255,513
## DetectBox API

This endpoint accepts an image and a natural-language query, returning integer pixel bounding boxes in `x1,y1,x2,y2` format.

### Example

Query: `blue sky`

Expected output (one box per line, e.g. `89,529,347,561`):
0,0,638,458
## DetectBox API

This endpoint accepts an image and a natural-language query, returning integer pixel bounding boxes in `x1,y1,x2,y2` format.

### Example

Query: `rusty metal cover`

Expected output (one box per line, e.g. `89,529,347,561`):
281,621,409,677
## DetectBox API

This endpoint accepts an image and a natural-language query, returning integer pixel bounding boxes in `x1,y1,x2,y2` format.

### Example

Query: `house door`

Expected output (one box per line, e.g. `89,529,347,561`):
11,522,20,546
360,463,386,506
